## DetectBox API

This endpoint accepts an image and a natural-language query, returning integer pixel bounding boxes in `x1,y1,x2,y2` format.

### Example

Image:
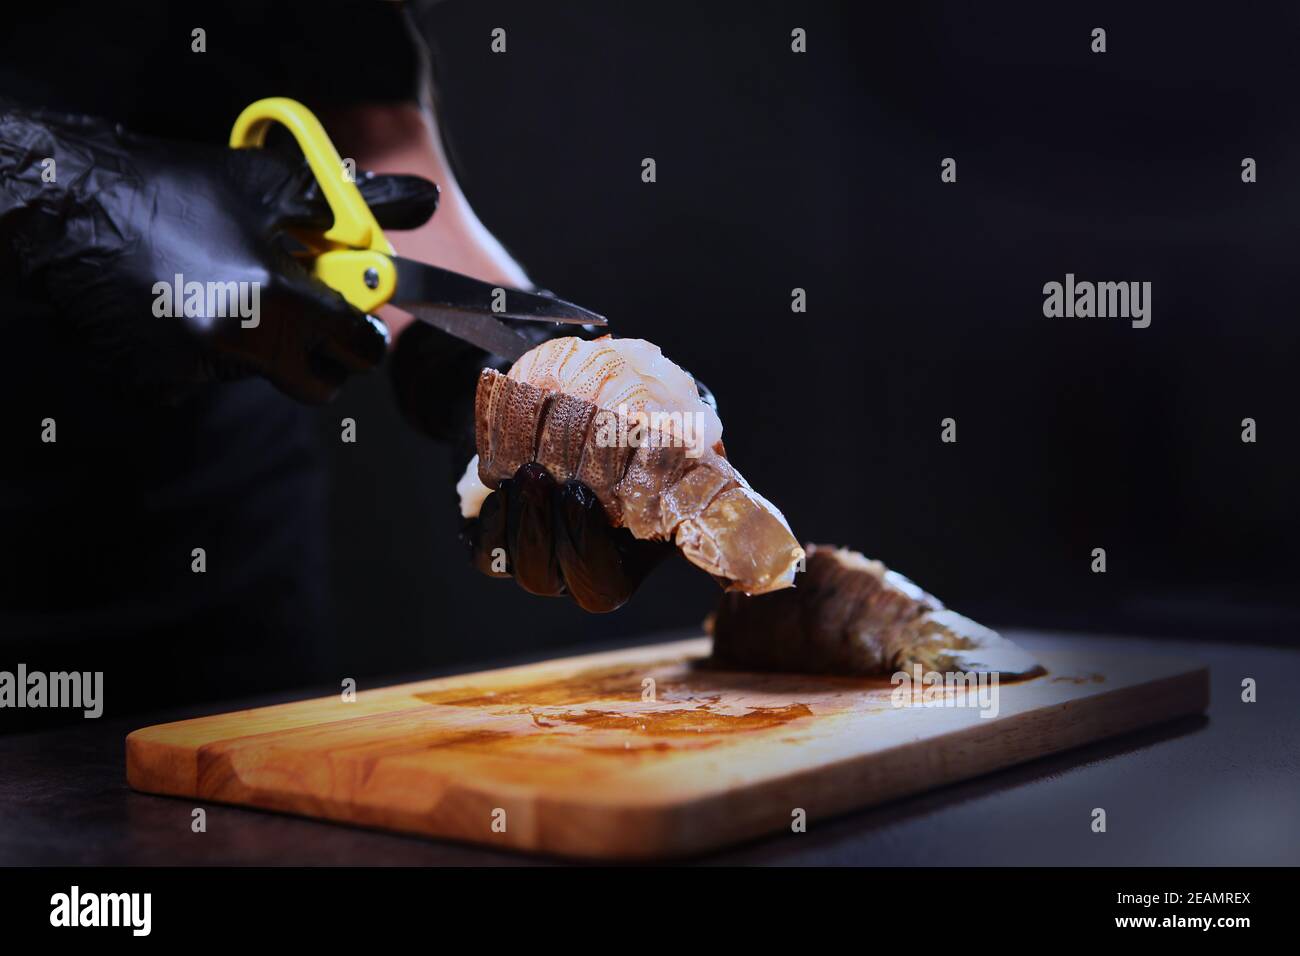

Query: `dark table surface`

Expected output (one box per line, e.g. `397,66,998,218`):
2,629,1296,866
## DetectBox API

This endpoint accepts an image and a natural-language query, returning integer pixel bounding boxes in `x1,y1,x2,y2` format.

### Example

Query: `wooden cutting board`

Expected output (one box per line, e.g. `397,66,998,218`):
126,637,1207,860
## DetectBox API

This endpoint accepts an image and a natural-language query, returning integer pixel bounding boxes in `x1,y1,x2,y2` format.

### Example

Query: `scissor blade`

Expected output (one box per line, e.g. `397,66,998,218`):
404,303,533,362
391,257,606,325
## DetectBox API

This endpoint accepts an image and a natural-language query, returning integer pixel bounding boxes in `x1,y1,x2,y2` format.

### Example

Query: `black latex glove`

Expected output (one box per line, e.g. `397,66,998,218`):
392,314,719,612
392,320,662,613
466,462,674,613
0,103,439,402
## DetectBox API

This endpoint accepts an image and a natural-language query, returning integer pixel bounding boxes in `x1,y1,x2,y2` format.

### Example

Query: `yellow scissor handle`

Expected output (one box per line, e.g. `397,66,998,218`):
229,97,396,314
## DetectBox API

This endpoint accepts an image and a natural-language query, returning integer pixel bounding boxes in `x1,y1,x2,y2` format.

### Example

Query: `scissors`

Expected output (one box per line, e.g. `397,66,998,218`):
229,97,605,361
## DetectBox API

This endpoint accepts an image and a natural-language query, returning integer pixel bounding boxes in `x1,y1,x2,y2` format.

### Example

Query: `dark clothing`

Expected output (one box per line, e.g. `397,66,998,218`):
0,1,418,144
0,1,422,722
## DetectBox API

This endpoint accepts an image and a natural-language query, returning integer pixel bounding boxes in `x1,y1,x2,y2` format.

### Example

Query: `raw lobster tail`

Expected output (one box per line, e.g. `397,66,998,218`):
462,337,804,595
708,544,1045,677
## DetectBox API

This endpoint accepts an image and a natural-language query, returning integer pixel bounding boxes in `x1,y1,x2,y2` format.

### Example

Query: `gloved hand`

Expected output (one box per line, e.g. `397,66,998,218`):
0,103,439,402
392,319,663,613
466,462,674,613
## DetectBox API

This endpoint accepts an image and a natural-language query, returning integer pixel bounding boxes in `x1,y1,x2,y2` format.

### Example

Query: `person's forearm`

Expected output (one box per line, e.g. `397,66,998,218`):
324,103,531,341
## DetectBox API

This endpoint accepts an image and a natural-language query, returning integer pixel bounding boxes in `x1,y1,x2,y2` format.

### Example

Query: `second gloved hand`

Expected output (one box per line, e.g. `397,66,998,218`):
0,103,440,402
391,317,670,613
465,462,673,614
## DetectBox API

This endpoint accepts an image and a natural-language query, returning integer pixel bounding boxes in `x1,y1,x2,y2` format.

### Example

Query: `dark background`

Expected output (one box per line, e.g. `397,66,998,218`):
1,0,1296,717
323,0,1299,680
